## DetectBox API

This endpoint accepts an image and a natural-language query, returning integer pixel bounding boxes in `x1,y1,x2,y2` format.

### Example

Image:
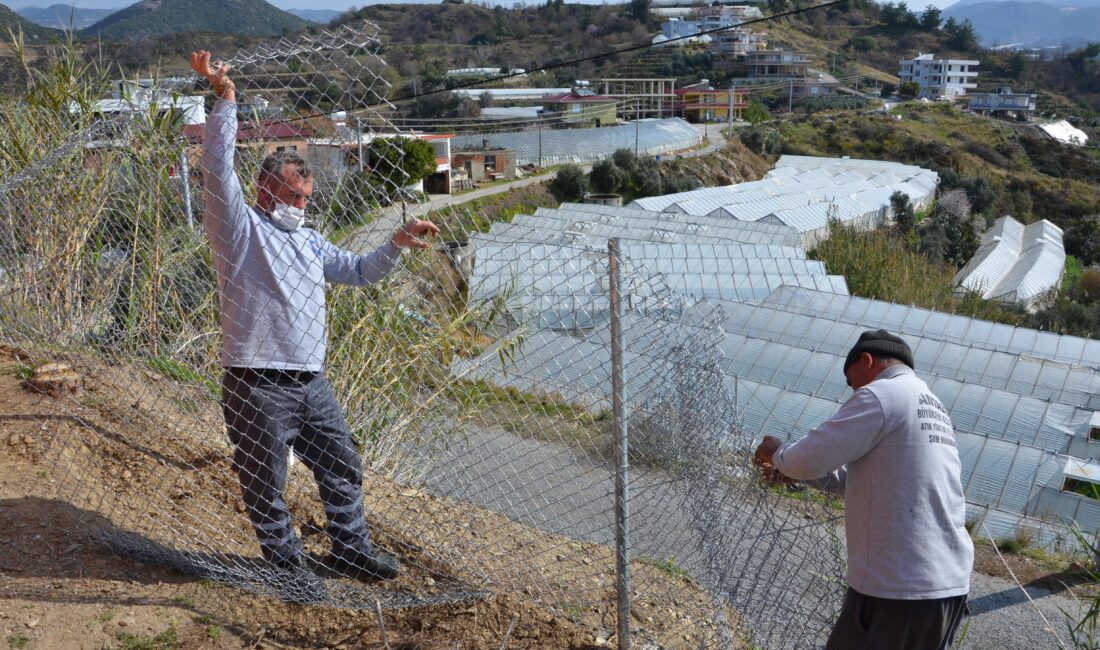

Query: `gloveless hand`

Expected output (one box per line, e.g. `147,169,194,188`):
190,50,235,101
391,219,440,250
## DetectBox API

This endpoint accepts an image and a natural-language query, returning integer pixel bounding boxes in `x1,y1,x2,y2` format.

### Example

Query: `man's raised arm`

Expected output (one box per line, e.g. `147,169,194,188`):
191,50,248,249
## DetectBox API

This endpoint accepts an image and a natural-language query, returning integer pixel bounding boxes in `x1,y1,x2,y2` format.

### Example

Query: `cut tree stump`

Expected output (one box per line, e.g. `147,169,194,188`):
24,362,82,398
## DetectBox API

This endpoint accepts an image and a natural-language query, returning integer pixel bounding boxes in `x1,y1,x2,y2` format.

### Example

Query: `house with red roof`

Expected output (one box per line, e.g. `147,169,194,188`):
541,88,618,127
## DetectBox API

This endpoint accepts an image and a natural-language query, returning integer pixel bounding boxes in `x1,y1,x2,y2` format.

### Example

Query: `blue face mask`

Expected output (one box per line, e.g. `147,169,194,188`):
270,203,306,230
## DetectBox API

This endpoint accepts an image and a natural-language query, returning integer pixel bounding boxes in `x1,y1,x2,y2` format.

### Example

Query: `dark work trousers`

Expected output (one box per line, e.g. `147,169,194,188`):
826,587,969,650
222,367,375,565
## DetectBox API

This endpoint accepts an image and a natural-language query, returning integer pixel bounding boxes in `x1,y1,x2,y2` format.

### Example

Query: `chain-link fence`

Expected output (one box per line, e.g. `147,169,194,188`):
0,22,848,647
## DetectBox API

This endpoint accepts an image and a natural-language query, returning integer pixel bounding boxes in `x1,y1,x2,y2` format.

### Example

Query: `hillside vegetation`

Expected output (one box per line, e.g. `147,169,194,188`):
0,3,61,44
82,0,309,41
747,103,1100,261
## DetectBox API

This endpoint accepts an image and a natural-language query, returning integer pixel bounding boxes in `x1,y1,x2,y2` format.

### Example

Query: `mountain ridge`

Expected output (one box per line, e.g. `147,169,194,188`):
81,0,309,41
18,4,118,30
944,0,1100,45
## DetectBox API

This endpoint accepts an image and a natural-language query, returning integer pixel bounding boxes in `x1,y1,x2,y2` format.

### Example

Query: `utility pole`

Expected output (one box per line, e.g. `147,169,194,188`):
634,101,640,157
356,118,364,173
537,115,543,168
788,79,794,114
727,82,735,137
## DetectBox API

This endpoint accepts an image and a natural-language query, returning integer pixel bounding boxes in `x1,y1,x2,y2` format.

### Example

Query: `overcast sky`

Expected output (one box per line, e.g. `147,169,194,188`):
16,0,964,16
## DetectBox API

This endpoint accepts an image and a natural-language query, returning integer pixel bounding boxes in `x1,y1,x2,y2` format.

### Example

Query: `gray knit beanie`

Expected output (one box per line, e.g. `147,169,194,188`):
843,329,915,373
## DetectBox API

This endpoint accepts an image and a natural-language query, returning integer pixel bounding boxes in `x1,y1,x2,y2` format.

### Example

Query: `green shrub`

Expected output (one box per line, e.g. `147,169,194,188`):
549,164,588,201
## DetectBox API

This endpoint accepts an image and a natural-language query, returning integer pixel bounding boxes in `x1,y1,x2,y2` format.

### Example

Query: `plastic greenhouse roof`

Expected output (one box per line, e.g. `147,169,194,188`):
954,217,1065,303
627,155,938,235
702,298,1100,410
709,326,1095,451
479,222,811,251
515,211,795,246
761,286,1100,368
538,205,802,245
725,373,1099,530
558,201,798,239
450,118,703,166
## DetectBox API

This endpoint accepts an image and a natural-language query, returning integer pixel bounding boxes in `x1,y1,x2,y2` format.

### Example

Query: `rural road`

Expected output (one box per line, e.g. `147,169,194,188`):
340,124,728,253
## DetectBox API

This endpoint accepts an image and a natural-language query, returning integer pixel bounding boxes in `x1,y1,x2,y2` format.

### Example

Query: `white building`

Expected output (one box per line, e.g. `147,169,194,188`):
90,78,205,125
898,53,979,99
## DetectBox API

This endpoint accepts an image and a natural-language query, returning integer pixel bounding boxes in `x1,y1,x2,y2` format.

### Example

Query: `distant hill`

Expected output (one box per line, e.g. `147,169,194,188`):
950,0,1100,8
81,0,309,41
286,8,340,24
945,0,1100,45
0,2,62,42
17,4,118,30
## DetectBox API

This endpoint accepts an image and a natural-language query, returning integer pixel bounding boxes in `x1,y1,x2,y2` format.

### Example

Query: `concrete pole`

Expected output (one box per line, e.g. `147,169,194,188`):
635,101,640,157
179,145,193,229
727,82,735,137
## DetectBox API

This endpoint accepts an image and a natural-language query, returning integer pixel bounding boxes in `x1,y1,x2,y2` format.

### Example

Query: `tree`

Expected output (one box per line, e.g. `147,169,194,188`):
549,164,589,201
1066,215,1100,265
737,126,783,157
943,17,978,51
921,189,978,267
880,1,918,31
898,80,922,98
367,137,437,188
919,215,948,264
880,82,896,98
891,191,916,236
919,5,941,31
612,148,638,174
743,101,770,125
589,159,628,194
627,0,650,23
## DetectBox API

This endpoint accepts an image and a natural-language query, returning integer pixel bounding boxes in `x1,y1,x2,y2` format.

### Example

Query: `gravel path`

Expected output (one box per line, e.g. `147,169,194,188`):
418,424,1080,649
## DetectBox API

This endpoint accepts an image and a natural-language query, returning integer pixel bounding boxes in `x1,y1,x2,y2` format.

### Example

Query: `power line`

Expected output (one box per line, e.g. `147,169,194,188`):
253,0,848,126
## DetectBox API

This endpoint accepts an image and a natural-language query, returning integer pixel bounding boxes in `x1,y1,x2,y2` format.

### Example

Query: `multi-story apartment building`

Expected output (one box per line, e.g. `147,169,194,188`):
898,53,979,99
745,50,812,77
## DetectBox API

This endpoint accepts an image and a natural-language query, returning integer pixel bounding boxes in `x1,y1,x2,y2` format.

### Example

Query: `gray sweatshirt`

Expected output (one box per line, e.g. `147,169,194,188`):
773,365,973,600
202,99,402,370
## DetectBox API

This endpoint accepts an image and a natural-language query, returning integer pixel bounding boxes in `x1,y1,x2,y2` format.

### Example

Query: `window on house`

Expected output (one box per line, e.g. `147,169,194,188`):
484,155,497,171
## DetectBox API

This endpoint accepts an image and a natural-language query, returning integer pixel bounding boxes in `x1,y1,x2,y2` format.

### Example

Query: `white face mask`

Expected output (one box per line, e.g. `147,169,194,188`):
269,203,306,230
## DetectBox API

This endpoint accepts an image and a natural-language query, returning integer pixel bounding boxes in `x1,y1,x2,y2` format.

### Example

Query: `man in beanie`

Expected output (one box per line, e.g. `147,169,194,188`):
755,329,972,650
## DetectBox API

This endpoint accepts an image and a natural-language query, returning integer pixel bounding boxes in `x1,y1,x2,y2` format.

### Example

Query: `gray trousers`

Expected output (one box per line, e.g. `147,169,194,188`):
826,587,968,650
222,367,375,564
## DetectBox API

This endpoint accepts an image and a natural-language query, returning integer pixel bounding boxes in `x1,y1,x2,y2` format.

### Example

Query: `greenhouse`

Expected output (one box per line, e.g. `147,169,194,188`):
761,286,1100,367
449,118,702,166
954,216,1066,311
626,155,938,247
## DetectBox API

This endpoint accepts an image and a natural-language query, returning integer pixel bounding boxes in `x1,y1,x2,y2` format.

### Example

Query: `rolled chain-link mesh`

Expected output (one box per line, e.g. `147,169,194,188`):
0,21,847,647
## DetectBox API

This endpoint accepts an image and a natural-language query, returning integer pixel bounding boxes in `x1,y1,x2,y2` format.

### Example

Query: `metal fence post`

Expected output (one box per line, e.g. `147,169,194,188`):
179,144,193,229
608,237,631,650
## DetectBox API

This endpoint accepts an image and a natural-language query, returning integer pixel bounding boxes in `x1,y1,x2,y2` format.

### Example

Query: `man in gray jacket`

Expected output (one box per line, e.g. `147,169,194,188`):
191,51,439,598
755,330,973,650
